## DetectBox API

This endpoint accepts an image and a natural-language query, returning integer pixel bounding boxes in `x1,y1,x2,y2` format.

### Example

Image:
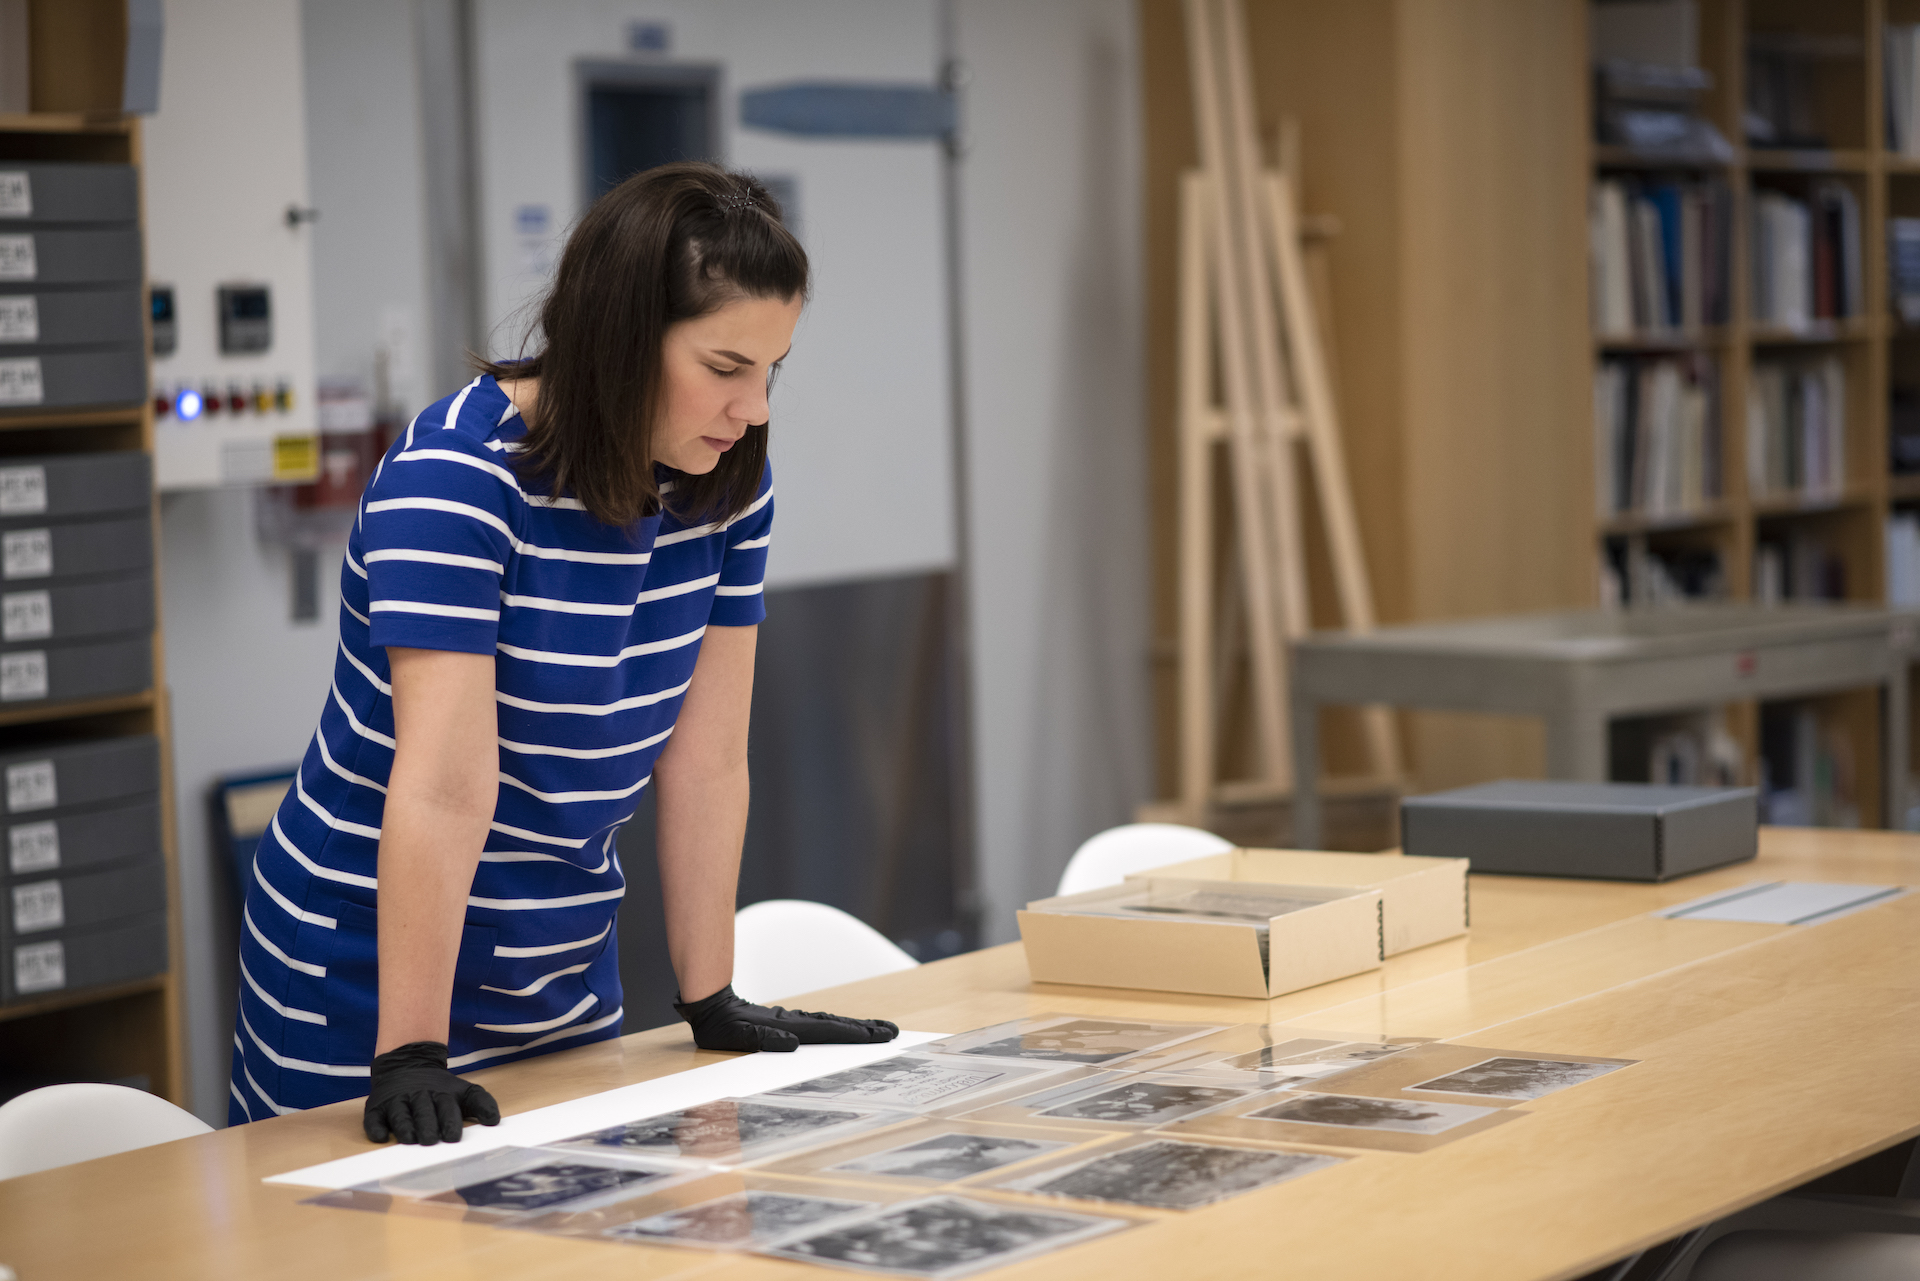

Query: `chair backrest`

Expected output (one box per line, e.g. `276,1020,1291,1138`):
733,899,919,1004
0,1083,212,1181
1056,822,1235,897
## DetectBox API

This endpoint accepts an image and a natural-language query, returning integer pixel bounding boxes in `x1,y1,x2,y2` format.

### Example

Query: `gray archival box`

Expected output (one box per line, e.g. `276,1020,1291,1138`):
1400,780,1759,881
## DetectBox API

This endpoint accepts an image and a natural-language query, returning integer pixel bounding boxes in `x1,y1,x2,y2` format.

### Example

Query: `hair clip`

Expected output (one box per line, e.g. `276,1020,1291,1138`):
720,191,758,212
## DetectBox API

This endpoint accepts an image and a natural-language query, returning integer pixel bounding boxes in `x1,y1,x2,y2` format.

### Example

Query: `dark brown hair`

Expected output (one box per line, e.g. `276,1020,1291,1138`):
482,162,808,527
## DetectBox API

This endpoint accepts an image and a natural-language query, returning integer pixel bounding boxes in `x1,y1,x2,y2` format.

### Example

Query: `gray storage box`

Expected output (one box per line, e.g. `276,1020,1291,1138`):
0,634,152,706
1,515,153,583
6,857,164,939
0,573,154,647
0,348,147,411
1400,779,1759,881
3,909,168,1003
0,228,143,285
0,735,160,818
0,165,139,224
0,288,145,347
0,453,151,525
3,799,162,880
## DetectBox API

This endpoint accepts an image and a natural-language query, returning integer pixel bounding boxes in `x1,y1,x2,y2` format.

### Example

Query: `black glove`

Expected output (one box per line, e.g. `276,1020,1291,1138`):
363,1040,501,1145
675,984,899,1053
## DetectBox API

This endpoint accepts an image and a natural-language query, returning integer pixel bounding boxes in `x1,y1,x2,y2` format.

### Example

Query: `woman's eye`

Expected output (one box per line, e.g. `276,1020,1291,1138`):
709,365,740,378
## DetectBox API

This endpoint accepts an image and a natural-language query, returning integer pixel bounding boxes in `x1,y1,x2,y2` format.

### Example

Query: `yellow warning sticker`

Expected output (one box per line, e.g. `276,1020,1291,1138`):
272,433,319,481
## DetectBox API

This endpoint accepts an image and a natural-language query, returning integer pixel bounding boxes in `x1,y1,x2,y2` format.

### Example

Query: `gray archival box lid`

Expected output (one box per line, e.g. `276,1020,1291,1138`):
1400,779,1759,882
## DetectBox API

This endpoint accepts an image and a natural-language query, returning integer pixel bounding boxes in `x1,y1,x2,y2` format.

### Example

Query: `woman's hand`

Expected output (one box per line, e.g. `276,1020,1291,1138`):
675,985,899,1053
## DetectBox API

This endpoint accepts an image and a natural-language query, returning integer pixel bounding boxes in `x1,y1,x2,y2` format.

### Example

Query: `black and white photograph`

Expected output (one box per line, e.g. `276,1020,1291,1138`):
1407,1056,1627,1100
556,1098,875,1162
766,1194,1125,1278
605,1190,876,1248
1247,1092,1498,1135
828,1132,1073,1182
938,1016,1218,1065
1035,1079,1250,1126
999,1139,1343,1210
766,1055,1013,1110
434,1161,667,1214
1122,887,1321,923
1230,1041,1416,1076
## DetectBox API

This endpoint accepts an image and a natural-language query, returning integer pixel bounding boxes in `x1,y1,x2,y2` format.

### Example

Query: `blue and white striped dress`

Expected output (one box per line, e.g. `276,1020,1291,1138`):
228,374,771,1124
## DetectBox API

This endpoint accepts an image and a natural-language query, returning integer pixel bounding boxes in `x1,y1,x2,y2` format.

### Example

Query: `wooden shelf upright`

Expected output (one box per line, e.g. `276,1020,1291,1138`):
0,110,184,1107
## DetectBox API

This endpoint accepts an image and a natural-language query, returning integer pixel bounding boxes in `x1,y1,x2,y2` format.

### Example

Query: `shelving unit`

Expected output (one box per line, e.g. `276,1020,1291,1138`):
0,110,183,1105
1586,0,1920,824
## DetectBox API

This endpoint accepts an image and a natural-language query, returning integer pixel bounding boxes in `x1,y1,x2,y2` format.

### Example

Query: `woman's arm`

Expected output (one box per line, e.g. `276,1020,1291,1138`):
377,646,499,1052
653,624,757,1003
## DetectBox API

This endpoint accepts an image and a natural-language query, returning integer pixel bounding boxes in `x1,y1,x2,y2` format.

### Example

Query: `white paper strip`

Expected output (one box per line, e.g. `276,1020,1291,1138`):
264,1030,946,1191
1658,881,1907,926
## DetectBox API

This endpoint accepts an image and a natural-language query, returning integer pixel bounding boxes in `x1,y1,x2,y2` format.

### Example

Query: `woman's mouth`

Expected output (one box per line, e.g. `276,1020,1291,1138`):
703,436,737,452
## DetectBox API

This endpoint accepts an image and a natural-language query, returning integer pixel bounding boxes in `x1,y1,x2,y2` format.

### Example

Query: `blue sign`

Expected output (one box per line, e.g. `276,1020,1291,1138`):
741,82,953,140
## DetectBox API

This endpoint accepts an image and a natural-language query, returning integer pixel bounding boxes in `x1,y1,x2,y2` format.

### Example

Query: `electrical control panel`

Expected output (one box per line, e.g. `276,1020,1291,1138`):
216,283,270,354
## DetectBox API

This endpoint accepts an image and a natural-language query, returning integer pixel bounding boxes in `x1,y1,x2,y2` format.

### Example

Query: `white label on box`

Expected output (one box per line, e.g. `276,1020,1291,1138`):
0,650,48,701
6,759,56,811
0,296,37,342
14,939,64,993
3,528,51,578
0,465,46,515
0,173,31,217
9,819,58,873
0,356,42,405
12,879,62,932
1,589,50,640
0,235,34,280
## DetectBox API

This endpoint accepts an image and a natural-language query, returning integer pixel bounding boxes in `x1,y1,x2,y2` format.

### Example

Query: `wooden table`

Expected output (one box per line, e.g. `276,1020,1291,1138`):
3,828,1917,1281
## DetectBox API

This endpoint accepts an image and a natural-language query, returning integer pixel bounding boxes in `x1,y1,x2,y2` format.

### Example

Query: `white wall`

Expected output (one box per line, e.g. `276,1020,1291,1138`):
954,0,1151,938
470,0,955,590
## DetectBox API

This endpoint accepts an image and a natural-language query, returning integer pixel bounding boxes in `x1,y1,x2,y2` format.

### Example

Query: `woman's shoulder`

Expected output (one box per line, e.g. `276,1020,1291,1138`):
405,375,520,454
367,376,526,509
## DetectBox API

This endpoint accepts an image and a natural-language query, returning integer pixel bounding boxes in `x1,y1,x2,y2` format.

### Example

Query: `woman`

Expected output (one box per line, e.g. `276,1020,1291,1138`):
230,163,897,1146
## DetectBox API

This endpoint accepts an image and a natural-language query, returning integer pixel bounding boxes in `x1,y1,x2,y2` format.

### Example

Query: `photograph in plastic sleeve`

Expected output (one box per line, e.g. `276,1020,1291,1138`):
1166,1087,1528,1154
924,1013,1227,1067
510,1169,913,1253
762,1193,1131,1278
1123,1023,1433,1082
755,1117,1107,1190
762,1052,1073,1113
1295,1040,1640,1107
1407,1056,1630,1100
992,1134,1346,1211
548,1096,909,1166
301,1145,690,1222
959,1071,1254,1131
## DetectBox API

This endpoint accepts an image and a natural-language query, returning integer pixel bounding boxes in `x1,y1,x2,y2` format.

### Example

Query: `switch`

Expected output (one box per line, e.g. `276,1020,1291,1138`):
252,384,270,414
274,380,292,413
201,385,220,416
216,284,271,354
226,385,246,415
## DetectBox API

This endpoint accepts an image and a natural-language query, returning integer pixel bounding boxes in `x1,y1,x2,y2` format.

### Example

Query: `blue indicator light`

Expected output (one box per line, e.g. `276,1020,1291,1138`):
175,388,203,421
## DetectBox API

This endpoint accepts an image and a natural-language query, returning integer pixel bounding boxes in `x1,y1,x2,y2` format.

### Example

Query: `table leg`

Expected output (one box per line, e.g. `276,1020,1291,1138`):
1545,707,1610,781
1889,662,1910,830
1291,695,1322,849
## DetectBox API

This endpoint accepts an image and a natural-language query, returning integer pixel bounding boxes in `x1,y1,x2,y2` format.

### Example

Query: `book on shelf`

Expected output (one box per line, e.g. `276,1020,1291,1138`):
1751,183,1861,329
1753,532,1846,605
1887,25,1920,158
1590,176,1730,336
1746,33,1844,150
1759,701,1859,829
1891,218,1920,326
1747,355,1845,499
1886,510,1920,607
1594,353,1719,518
1600,540,1723,608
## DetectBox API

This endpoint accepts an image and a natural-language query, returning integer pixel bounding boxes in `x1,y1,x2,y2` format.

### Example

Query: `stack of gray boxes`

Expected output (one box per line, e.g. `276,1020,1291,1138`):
0,162,163,1005
1,736,166,1001
0,163,146,410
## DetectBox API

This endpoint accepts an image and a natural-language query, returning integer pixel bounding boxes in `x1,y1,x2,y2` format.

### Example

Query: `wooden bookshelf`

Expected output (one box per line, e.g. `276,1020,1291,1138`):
0,111,185,1106
1139,0,1920,830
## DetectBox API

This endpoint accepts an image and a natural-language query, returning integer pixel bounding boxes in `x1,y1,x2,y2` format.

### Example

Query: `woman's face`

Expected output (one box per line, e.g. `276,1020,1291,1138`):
655,294,804,475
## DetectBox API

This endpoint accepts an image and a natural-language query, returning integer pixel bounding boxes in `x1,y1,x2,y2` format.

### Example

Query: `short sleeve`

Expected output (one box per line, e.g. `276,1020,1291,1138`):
359,434,519,655
708,462,773,628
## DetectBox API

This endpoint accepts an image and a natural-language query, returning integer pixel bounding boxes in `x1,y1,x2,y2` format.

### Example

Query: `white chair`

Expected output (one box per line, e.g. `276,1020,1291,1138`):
733,899,919,1004
1055,822,1234,897
0,1083,212,1180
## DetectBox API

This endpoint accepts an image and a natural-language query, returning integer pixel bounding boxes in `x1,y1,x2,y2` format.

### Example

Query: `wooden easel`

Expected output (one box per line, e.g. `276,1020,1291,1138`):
1174,0,1398,824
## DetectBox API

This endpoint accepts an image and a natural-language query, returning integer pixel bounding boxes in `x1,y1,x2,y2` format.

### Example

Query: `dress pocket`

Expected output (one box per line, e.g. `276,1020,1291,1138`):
325,898,499,1064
